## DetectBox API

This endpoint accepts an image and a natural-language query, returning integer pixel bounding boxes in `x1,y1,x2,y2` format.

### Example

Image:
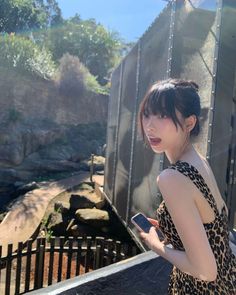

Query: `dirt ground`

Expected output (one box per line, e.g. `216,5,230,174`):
0,251,93,294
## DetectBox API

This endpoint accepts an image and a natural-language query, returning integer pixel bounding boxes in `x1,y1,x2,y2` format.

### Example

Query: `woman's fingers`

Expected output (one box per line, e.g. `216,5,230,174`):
147,218,159,227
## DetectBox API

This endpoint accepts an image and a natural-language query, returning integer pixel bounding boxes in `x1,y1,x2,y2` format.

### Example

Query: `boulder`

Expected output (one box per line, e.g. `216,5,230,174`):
70,190,105,211
54,201,70,214
46,211,71,236
75,208,109,228
70,195,95,210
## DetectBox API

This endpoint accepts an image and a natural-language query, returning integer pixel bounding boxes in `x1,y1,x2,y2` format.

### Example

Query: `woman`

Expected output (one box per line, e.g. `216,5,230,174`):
138,79,236,294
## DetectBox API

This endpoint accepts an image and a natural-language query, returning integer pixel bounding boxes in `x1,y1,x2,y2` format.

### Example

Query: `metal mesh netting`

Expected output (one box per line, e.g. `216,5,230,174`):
104,0,236,239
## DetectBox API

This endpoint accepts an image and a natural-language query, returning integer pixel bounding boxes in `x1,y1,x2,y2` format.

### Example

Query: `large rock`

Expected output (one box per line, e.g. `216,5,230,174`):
75,208,109,228
46,211,71,236
70,195,95,210
46,182,105,213
70,190,105,210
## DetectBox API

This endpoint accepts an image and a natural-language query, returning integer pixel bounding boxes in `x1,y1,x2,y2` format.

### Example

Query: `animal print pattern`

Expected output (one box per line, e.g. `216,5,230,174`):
156,160,236,294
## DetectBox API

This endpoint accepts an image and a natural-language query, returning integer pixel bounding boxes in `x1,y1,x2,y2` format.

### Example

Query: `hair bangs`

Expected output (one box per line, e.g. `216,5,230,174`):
143,90,168,117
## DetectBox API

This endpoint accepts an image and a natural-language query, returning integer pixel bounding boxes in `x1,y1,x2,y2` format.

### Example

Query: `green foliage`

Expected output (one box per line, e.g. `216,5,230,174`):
57,53,109,95
45,18,123,85
0,0,63,33
85,74,110,95
41,215,54,242
0,34,56,79
0,2,127,87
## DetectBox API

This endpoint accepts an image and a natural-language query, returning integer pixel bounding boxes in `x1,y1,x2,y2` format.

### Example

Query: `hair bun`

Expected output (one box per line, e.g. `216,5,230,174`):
169,79,199,92
189,81,199,92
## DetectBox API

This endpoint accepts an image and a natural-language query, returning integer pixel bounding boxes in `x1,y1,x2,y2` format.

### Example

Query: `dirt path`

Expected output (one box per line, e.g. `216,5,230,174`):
0,173,104,257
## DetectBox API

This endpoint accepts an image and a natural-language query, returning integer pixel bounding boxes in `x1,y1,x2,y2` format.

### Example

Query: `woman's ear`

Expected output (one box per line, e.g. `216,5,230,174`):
185,115,197,132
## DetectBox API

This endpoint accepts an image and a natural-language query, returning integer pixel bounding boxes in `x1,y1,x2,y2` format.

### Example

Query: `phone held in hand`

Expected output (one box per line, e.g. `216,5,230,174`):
131,212,153,233
131,212,166,242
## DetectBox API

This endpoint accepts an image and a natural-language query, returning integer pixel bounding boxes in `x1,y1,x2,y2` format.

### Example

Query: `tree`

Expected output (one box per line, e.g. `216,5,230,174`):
0,0,62,33
45,18,123,85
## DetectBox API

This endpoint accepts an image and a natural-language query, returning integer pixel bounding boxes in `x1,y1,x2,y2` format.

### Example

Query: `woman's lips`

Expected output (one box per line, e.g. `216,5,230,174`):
149,137,162,146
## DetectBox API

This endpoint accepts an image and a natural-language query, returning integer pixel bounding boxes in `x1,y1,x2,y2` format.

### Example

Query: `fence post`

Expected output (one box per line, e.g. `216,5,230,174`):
57,237,65,282
15,242,23,294
114,241,122,263
37,243,45,289
5,244,13,295
84,236,92,273
106,239,114,266
95,245,101,270
24,239,33,293
66,237,73,279
34,238,46,290
100,238,105,267
93,237,102,270
48,237,55,286
75,237,82,276
34,238,41,289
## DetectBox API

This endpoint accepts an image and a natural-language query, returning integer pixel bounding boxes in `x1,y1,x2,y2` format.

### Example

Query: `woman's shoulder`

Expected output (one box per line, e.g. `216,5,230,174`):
157,166,192,187
156,159,204,196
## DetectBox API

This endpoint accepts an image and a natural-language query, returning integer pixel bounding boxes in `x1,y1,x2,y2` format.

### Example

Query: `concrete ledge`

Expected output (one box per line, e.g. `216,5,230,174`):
27,251,172,295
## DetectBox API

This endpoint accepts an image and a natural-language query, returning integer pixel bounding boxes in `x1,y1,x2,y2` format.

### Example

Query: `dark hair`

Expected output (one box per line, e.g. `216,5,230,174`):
138,78,201,145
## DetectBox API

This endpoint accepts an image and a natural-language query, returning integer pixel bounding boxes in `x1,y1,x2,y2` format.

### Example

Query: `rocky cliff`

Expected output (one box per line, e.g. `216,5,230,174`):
0,68,108,208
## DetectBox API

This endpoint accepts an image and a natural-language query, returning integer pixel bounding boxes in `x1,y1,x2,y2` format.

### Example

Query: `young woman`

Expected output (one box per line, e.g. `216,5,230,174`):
138,79,236,294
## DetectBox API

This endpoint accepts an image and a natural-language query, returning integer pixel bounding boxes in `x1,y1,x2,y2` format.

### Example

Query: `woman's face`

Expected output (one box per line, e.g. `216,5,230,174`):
142,109,188,153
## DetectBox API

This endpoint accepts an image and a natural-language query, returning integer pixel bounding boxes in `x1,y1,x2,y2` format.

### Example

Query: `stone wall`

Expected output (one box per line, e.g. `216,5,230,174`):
0,68,108,125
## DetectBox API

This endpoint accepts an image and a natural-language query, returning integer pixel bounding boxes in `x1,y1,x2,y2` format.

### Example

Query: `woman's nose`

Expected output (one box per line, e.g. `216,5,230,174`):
146,118,155,130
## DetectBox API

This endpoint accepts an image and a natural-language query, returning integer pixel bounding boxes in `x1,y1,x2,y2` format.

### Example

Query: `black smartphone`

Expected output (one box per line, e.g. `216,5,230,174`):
131,213,153,233
131,213,166,243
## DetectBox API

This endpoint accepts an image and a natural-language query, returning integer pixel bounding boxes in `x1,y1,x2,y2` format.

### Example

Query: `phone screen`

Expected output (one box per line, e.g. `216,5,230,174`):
131,213,152,233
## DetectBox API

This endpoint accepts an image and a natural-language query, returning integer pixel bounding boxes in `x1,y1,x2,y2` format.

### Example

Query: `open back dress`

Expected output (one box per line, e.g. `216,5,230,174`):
156,160,236,294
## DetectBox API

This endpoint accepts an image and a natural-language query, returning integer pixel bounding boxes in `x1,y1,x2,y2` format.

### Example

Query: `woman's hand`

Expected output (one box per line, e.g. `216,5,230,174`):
137,217,166,253
139,226,165,253
147,218,159,228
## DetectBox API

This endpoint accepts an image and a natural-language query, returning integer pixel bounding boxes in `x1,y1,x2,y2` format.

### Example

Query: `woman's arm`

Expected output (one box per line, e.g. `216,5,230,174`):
140,169,217,282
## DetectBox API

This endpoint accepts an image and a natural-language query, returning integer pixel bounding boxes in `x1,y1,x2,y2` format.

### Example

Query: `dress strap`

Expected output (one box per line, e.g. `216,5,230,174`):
168,160,219,216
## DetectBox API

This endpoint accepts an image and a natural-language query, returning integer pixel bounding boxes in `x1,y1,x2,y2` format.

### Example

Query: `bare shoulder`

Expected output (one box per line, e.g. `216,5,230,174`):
157,168,198,201
157,168,199,205
157,168,188,184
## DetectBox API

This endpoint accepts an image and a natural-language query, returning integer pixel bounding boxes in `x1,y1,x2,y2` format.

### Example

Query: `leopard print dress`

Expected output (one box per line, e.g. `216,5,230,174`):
156,160,236,295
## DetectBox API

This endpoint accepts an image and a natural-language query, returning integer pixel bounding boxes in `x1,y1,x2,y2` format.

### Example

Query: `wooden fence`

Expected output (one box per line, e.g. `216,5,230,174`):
0,236,138,295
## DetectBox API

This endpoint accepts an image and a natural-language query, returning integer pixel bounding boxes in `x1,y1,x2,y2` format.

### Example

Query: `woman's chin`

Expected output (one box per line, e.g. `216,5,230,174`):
151,146,164,153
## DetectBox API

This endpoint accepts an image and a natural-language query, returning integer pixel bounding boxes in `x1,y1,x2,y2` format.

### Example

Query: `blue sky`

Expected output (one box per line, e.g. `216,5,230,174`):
56,0,167,42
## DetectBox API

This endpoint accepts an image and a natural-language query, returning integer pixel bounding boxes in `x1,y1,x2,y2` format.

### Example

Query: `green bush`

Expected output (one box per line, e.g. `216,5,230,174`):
0,34,56,79
57,53,109,96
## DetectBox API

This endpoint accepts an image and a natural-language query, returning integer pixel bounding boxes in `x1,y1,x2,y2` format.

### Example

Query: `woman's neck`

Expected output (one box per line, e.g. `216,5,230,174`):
166,141,194,165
